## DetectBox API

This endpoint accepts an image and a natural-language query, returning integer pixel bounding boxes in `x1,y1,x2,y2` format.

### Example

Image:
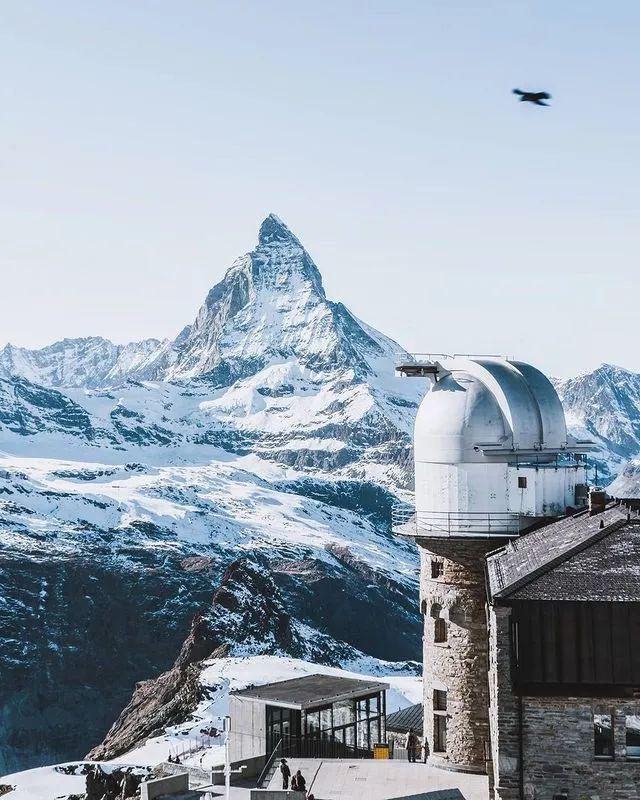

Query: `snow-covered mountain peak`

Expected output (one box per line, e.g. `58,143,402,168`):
258,212,301,246
165,214,388,381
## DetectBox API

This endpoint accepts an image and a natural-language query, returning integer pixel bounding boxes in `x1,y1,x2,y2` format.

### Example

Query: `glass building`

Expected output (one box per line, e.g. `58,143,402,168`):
229,674,389,763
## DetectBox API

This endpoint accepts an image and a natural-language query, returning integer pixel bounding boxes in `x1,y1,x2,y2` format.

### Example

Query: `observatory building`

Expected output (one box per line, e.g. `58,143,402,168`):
393,357,585,772
395,355,640,800
394,356,591,772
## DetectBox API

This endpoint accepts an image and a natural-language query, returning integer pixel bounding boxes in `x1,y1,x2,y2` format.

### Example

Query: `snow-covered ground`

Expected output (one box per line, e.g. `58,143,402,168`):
0,763,148,800
0,765,86,800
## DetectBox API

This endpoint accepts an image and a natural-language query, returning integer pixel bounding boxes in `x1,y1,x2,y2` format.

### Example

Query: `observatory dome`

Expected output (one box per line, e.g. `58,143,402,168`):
414,358,568,465
410,358,581,532
414,373,509,464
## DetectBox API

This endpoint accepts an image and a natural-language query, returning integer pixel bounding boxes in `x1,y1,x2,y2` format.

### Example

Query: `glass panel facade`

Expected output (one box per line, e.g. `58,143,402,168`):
266,706,301,755
594,713,614,759
300,692,384,752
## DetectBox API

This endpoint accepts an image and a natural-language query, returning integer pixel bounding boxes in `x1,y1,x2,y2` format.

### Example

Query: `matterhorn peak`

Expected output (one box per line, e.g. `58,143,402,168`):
258,213,301,246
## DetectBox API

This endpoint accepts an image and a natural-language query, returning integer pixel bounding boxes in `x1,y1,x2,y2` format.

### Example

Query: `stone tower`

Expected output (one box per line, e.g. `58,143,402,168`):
393,356,589,773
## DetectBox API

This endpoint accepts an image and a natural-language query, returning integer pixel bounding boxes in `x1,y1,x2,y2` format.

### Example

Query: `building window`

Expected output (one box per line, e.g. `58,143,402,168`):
433,689,447,712
626,715,640,760
594,713,614,759
434,617,447,644
518,476,527,489
431,560,443,579
433,713,447,753
420,599,427,615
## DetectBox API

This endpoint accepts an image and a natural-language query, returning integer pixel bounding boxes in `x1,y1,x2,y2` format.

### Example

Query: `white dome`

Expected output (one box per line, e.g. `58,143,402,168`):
414,358,568,465
415,373,509,463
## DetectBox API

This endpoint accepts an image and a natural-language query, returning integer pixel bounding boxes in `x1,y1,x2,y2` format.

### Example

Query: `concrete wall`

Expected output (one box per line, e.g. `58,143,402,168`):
140,773,188,800
419,540,497,773
229,695,268,763
251,791,301,800
489,604,640,800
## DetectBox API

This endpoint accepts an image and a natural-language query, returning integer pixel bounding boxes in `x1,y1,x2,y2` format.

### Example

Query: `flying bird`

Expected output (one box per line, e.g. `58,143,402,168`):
512,88,552,106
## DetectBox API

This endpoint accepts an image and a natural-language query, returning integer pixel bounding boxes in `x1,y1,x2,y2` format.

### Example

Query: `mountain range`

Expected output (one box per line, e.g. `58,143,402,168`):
1,214,638,775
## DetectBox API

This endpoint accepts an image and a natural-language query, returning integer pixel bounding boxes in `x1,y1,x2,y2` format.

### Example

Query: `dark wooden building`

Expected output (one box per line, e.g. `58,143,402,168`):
486,503,640,800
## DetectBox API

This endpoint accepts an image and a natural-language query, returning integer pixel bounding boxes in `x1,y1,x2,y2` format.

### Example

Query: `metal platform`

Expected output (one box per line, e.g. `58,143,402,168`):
391,502,526,538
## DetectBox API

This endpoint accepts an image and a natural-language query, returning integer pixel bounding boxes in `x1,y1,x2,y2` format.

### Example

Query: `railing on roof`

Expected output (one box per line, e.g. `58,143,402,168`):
391,501,526,538
395,352,508,367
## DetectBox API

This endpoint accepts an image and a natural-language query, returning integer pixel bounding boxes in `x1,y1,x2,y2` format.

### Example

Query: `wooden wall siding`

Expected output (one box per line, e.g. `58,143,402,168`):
512,600,640,687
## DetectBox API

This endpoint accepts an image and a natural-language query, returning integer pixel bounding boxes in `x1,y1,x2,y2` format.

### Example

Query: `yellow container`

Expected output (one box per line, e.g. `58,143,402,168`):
373,743,390,760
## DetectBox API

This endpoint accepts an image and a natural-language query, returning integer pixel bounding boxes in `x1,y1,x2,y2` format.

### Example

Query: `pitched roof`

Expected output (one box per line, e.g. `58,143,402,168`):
486,504,640,602
230,674,388,709
385,702,423,733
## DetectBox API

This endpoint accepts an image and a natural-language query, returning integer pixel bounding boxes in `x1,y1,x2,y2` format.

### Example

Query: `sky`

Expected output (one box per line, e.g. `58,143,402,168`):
0,1,638,377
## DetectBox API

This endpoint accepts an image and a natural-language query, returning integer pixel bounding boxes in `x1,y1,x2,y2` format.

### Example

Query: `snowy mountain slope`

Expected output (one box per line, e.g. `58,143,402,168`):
0,337,170,390
0,215,416,393
608,458,640,497
0,446,420,775
553,363,640,483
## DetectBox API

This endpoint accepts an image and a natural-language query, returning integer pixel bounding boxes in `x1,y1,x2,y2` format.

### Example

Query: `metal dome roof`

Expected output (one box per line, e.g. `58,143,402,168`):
414,357,569,464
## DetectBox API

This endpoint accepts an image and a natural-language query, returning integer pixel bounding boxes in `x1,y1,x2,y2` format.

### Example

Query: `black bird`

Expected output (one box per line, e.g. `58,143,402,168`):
512,88,552,106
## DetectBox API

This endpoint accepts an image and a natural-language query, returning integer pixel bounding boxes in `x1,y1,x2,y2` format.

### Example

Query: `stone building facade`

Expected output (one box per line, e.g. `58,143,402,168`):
486,504,640,800
419,540,504,772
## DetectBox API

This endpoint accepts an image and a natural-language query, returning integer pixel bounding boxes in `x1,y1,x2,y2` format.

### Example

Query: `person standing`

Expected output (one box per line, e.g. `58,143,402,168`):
405,728,416,762
280,758,291,790
421,735,429,764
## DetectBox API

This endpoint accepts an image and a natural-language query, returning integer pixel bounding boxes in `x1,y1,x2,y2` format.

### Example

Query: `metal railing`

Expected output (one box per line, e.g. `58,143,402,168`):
395,352,506,366
395,353,452,366
168,733,223,763
258,734,375,786
391,501,525,537
257,737,283,788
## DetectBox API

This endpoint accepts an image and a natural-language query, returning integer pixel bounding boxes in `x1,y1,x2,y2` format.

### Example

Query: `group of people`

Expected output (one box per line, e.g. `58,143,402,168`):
280,759,313,797
404,728,427,763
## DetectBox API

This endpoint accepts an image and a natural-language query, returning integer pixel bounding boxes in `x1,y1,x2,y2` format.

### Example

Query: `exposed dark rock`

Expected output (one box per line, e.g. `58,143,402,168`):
86,559,301,760
85,764,145,800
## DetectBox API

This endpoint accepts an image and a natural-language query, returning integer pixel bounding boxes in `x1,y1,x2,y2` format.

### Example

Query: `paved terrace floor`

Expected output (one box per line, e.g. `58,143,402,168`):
266,759,489,800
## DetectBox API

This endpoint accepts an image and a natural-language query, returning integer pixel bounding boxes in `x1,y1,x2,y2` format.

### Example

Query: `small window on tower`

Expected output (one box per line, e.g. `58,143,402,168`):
431,560,443,579
434,617,447,644
518,476,527,489
433,690,447,711
433,714,447,753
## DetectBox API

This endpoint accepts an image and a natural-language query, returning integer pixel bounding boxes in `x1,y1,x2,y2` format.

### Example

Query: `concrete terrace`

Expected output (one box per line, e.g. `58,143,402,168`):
265,759,489,800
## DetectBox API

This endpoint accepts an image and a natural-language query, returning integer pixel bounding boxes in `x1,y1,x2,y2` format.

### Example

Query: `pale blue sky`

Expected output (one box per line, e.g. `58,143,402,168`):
1,1,638,375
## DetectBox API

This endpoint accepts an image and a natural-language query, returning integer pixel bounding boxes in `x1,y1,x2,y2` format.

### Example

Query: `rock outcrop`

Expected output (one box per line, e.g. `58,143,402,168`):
86,559,302,760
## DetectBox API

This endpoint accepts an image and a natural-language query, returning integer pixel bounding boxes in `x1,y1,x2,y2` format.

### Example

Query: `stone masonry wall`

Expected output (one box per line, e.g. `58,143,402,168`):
488,605,640,800
419,538,503,772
